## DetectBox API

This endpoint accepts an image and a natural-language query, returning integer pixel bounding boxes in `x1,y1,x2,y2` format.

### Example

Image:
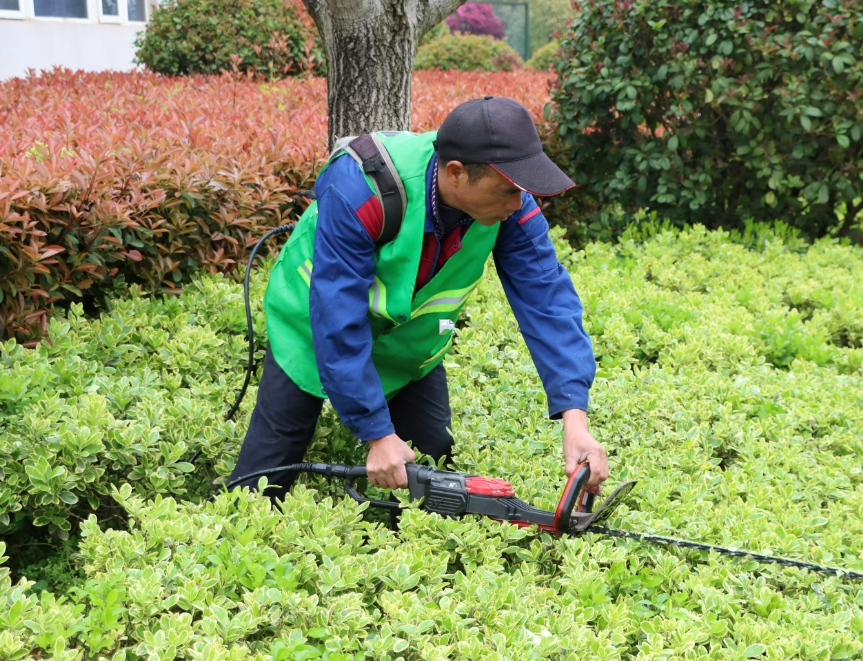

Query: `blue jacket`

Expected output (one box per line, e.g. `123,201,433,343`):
308,152,596,441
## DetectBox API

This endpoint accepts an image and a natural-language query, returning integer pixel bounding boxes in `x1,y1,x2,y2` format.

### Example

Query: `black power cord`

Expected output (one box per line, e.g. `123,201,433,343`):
223,222,296,423
187,213,304,466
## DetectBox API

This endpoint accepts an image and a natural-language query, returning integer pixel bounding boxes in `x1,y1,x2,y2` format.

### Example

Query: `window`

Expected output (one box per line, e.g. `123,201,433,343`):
0,0,24,18
99,0,119,21
33,0,88,18
127,0,145,21
98,0,148,22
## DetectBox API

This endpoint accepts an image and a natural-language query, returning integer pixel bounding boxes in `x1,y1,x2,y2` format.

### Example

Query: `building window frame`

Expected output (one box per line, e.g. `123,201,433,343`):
125,0,148,22
0,0,26,20
30,0,93,22
98,0,122,23
98,0,148,24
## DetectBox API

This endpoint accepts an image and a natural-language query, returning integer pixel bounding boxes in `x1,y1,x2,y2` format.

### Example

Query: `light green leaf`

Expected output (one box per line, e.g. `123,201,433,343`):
667,135,679,151
744,644,766,658
59,491,79,505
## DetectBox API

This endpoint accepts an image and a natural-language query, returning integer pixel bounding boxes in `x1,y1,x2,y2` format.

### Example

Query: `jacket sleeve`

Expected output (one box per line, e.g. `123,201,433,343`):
308,158,395,441
492,194,597,417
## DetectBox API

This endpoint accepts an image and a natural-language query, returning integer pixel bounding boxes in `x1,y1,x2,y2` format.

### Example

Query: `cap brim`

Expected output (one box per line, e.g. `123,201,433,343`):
490,152,575,196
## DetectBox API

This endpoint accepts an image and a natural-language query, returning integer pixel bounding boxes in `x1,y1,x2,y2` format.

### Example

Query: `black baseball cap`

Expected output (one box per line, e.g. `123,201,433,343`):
435,96,575,196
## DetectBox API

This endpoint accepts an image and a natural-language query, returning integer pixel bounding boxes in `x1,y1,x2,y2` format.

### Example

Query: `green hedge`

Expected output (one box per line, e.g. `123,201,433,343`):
526,39,560,71
414,34,523,72
0,260,368,540
1,270,263,539
2,226,863,658
551,0,863,240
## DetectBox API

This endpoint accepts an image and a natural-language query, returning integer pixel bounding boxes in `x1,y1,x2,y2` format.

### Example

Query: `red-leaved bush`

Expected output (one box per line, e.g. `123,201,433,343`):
0,68,552,344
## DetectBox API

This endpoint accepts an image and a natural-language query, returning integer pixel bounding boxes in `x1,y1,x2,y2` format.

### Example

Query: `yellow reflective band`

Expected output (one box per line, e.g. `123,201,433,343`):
297,259,313,286
368,276,396,322
420,335,454,369
413,277,482,318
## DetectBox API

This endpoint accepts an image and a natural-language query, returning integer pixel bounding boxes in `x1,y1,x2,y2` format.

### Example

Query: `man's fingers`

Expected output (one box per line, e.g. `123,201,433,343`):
393,464,408,489
366,433,414,490
376,473,396,490
368,466,408,490
586,450,609,485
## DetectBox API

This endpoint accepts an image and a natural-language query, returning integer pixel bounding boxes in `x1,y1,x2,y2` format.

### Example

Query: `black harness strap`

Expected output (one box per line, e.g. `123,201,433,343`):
345,134,406,246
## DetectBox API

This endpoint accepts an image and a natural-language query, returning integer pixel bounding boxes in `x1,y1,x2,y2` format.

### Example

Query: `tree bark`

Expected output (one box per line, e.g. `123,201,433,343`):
302,0,467,151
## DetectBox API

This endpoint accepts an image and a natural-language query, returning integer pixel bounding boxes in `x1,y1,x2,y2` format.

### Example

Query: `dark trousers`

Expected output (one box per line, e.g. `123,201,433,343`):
229,344,454,507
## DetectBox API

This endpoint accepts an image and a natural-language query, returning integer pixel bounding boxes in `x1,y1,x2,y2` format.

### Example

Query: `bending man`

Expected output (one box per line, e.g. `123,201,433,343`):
229,96,608,502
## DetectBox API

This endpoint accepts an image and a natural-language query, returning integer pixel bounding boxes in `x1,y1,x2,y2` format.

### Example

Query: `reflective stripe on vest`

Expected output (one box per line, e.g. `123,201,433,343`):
413,277,483,318
299,260,479,323
297,259,313,286
369,276,395,322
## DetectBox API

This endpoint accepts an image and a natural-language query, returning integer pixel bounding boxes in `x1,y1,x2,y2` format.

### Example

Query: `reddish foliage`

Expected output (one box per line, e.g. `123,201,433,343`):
0,68,551,344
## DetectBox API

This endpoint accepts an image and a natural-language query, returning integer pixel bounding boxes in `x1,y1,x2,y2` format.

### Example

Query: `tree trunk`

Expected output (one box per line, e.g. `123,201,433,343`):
303,0,467,151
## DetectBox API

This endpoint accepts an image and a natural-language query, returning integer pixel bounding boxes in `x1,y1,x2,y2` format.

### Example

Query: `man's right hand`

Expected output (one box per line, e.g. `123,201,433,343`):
366,434,416,489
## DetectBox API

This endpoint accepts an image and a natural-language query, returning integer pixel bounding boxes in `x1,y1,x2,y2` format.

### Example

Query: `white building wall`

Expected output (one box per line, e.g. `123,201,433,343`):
0,21,143,79
0,0,159,80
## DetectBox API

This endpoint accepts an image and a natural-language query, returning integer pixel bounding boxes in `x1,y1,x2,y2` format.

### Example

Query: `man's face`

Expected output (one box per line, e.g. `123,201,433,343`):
440,162,524,225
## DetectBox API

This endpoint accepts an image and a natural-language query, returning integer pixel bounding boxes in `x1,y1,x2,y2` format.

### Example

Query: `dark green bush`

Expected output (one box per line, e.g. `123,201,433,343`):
551,0,863,241
134,0,324,77
414,33,523,72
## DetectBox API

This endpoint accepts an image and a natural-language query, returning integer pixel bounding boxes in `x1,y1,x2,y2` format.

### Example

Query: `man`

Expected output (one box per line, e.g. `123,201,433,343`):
229,96,608,502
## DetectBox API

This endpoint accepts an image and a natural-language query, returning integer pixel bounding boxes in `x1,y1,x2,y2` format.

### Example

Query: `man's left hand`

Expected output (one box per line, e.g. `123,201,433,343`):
561,409,609,486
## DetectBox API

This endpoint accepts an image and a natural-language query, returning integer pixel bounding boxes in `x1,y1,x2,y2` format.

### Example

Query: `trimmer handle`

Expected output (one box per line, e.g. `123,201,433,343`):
342,464,425,511
553,463,600,532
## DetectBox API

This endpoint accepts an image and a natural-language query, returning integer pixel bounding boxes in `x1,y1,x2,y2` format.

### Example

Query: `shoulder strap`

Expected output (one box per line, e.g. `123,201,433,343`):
343,134,408,246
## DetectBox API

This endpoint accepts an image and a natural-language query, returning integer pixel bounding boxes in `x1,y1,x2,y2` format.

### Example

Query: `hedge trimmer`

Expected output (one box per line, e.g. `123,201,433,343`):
221,462,863,582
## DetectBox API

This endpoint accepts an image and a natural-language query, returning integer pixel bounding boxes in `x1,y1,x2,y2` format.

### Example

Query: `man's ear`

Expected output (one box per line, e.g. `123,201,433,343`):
444,160,467,187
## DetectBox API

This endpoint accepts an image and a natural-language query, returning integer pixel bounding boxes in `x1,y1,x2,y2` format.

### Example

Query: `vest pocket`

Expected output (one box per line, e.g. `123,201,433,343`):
420,334,454,369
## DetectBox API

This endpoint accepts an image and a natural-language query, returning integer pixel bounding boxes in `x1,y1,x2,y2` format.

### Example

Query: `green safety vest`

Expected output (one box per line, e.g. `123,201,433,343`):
264,130,500,398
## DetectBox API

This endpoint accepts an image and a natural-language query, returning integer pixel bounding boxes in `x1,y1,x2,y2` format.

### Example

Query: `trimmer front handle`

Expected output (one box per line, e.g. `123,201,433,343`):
553,463,599,532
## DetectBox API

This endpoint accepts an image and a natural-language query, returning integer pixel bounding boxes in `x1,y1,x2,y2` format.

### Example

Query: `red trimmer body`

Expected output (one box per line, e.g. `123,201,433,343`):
339,462,636,535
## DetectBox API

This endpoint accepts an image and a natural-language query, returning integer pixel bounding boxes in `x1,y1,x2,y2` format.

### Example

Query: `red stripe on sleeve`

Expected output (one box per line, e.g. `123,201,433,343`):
517,207,541,225
355,195,383,240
